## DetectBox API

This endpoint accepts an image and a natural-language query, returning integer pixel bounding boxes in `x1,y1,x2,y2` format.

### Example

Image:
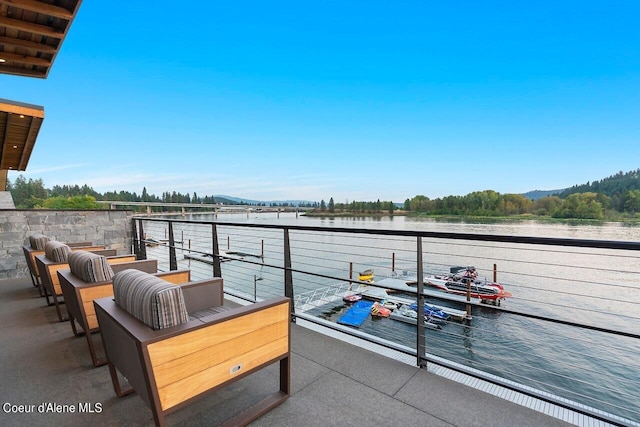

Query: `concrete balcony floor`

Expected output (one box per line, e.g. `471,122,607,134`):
0,276,577,427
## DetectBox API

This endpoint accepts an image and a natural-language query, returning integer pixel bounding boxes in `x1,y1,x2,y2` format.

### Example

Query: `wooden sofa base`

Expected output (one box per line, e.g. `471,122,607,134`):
217,362,289,427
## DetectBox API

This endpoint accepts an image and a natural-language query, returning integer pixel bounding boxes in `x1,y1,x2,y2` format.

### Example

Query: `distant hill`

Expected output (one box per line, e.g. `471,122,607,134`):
213,195,315,207
521,189,564,200
558,169,640,198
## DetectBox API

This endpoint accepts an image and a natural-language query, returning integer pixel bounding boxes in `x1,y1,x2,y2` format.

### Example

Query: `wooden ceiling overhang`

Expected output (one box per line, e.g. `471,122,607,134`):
0,0,82,78
0,97,44,171
0,1,82,184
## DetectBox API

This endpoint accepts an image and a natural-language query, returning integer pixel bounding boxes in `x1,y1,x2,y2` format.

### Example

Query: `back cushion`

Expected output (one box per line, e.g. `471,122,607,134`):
113,269,189,330
44,241,72,263
68,251,114,283
29,234,51,250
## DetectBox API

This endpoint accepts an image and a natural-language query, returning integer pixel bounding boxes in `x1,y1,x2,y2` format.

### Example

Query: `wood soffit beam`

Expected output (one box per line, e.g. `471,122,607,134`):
0,50,51,66
0,63,46,77
0,0,74,20
0,35,58,54
0,113,9,165
0,15,64,39
19,116,40,170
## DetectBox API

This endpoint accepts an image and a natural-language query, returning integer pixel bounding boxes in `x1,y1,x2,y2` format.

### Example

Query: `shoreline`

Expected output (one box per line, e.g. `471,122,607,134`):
302,211,640,224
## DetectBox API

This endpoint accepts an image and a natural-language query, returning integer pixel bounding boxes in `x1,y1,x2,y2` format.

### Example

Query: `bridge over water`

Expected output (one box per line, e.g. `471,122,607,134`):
97,200,302,217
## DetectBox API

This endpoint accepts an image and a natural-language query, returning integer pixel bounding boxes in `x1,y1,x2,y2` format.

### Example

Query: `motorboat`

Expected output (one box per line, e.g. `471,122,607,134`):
343,293,362,303
358,268,374,282
421,266,512,305
370,301,391,317
409,302,451,321
390,305,442,329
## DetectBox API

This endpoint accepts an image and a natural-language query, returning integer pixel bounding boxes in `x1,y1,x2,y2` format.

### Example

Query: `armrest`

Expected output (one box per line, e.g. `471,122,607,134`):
180,278,223,313
94,297,202,343
111,259,158,274
197,296,289,324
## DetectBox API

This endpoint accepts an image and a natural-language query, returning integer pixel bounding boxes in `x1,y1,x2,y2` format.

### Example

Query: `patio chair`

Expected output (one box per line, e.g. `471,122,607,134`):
22,234,102,295
35,243,134,322
58,253,192,367
94,269,290,427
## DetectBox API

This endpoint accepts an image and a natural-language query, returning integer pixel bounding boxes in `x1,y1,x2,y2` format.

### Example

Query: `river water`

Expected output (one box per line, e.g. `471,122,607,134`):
150,213,640,423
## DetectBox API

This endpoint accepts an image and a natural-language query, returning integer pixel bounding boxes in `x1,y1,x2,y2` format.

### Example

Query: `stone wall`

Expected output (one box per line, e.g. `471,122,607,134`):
0,209,133,279
0,192,15,209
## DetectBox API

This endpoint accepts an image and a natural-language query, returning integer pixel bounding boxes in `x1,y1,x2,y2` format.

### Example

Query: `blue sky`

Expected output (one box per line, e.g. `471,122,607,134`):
3,1,639,203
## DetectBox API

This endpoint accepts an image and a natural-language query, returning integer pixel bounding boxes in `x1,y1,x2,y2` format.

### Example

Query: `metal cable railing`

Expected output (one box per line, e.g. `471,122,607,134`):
133,216,640,426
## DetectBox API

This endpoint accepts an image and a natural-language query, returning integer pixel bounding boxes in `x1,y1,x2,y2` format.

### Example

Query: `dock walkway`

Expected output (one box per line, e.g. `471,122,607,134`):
0,276,595,426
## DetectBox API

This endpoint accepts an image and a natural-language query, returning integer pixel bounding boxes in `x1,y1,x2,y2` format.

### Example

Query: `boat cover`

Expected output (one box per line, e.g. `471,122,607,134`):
337,300,375,327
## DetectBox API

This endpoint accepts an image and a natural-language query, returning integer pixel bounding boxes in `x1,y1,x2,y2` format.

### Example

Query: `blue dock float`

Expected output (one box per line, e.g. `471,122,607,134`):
337,300,374,327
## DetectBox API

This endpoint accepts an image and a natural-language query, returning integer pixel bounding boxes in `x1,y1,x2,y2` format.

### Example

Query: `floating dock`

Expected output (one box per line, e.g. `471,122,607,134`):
337,300,375,327
184,250,246,264
352,278,469,321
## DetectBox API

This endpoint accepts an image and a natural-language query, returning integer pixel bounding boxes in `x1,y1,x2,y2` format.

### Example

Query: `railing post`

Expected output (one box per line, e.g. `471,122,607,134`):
417,236,427,368
283,228,295,319
168,222,177,271
254,275,258,300
138,219,147,260
211,224,222,277
131,219,139,257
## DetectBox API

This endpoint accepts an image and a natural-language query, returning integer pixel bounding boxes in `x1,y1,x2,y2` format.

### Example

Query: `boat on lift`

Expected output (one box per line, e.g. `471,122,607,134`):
420,266,512,306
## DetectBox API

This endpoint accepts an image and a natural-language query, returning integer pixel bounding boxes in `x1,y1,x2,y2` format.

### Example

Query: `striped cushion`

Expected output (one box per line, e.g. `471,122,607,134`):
44,241,71,263
113,269,188,330
29,234,51,250
68,251,114,283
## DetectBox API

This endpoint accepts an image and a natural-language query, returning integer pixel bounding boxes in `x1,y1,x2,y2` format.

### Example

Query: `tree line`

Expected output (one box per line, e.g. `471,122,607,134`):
400,169,640,220
6,176,316,211
8,168,640,220
315,197,397,214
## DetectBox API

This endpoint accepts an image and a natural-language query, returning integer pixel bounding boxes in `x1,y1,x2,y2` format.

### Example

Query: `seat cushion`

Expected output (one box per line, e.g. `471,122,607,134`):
113,269,189,330
44,241,72,263
68,251,114,283
29,234,51,250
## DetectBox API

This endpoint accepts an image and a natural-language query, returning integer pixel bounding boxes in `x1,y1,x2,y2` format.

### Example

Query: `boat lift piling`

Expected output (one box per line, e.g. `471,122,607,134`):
466,282,472,318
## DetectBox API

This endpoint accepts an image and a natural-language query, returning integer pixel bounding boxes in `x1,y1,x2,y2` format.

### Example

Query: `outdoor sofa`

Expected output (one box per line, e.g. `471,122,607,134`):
94,269,291,427
58,251,191,367
34,242,129,322
22,233,102,296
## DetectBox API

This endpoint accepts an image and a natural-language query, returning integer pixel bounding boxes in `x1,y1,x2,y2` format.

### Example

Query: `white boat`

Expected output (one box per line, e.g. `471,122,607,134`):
421,266,512,305
389,305,442,329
